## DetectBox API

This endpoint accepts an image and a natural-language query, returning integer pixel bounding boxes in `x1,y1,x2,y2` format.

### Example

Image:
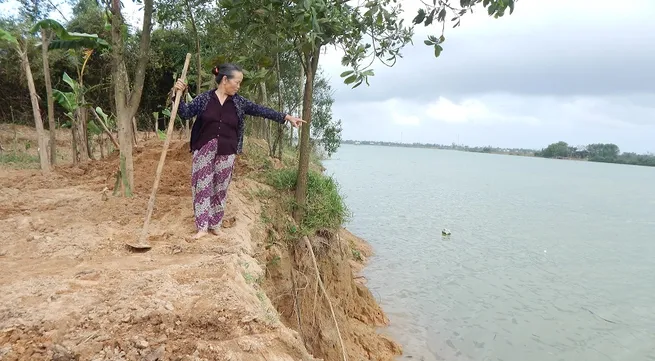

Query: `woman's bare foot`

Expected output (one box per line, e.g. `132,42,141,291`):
190,231,208,240
209,228,226,237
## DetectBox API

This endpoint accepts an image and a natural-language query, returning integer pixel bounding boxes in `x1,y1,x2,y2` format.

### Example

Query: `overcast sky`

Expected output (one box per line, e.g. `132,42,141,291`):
2,0,653,152
320,0,655,153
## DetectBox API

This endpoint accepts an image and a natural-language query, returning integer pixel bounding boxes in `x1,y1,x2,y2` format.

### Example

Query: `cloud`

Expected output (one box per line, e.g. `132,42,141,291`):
424,97,540,125
333,93,655,153
321,0,655,102
319,0,655,153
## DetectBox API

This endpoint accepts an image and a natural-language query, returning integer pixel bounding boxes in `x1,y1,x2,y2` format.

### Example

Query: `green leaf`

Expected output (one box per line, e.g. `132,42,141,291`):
344,74,357,84
487,3,497,15
438,8,447,22
157,129,167,140
87,120,102,136
62,72,77,92
52,89,77,112
412,8,426,25
96,107,109,122
434,44,443,57
0,28,18,47
340,70,354,77
424,39,433,46
508,0,515,14
30,19,66,34
32,19,109,51
425,9,436,26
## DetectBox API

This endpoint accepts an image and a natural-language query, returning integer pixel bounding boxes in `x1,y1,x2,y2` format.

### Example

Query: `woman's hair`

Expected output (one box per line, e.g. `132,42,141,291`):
212,63,243,84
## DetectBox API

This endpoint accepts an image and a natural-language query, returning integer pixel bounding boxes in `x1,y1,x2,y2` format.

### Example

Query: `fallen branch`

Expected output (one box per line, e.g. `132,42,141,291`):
90,108,119,149
302,236,348,361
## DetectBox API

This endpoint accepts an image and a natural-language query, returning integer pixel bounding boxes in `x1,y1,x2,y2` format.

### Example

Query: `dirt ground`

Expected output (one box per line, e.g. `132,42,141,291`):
0,126,401,361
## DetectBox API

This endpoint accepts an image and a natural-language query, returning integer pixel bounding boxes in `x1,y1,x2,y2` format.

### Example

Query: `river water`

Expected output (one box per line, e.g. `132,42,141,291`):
323,144,655,361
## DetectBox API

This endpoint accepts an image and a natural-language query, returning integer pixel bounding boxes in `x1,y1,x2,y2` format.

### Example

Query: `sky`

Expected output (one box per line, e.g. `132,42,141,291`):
316,0,655,153
2,0,653,153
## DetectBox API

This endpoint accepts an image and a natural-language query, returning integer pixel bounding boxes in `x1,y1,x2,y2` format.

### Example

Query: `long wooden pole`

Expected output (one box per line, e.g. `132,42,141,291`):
128,53,192,250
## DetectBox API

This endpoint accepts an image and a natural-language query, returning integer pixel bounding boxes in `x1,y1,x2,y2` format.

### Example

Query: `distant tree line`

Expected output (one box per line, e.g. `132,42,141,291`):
341,139,536,156
536,141,655,167
341,139,654,167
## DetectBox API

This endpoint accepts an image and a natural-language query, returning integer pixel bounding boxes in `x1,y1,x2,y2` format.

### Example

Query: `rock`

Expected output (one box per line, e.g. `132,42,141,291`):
134,337,149,349
51,344,77,361
145,345,165,361
222,216,237,228
0,346,12,358
152,335,168,345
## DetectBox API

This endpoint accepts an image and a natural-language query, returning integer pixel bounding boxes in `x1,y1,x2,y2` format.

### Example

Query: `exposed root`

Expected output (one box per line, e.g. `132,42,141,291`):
302,236,348,361
289,247,305,344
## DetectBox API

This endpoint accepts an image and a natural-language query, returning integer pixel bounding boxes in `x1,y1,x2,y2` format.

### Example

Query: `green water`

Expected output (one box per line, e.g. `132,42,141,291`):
324,144,655,361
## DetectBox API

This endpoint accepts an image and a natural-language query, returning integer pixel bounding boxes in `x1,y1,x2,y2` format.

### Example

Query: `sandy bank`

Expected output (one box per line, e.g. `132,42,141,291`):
0,127,400,361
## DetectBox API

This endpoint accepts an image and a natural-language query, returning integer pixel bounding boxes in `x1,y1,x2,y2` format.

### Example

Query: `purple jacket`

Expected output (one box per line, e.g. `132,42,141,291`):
177,89,287,153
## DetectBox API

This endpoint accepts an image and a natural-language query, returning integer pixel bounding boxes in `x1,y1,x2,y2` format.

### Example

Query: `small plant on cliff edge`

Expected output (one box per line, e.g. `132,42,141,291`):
264,166,350,234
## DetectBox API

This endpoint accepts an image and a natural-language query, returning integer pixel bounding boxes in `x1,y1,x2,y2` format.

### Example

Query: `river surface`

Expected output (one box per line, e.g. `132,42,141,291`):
323,144,655,361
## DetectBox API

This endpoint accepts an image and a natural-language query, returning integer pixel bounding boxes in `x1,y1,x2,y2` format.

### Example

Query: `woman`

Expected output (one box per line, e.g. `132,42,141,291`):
173,63,305,240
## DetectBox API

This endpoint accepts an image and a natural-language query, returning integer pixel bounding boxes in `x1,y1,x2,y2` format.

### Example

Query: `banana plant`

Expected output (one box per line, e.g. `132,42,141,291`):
31,18,109,164
31,19,110,50
52,72,85,127
0,28,51,172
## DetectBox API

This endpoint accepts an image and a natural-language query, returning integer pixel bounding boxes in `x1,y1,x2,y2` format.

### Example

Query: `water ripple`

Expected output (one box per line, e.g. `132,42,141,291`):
325,145,655,361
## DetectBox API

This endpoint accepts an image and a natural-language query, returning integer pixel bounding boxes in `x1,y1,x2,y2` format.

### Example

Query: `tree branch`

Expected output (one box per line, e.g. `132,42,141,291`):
127,0,154,112
47,0,68,22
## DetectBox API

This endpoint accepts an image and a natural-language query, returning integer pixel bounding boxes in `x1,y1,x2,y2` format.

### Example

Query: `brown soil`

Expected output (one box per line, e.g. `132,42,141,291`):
0,126,401,361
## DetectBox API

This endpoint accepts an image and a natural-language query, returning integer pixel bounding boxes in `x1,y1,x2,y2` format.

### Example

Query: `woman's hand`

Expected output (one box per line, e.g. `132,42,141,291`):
173,79,188,92
285,114,306,128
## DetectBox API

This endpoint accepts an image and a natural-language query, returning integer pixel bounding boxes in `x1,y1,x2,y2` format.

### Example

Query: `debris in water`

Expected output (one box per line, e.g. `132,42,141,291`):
442,228,451,236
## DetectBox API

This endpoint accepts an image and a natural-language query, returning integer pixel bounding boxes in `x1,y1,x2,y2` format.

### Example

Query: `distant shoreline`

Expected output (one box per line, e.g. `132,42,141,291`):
340,140,655,168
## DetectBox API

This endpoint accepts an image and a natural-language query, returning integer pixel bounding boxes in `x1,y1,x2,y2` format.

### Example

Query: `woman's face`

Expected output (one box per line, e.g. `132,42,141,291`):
222,71,243,95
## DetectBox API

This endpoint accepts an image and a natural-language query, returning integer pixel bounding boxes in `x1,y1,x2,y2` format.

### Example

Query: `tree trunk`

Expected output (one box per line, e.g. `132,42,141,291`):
132,116,138,146
112,7,134,196
184,0,200,140
110,0,153,196
20,47,50,173
71,124,78,164
293,48,320,222
260,81,274,154
73,106,90,163
99,134,105,159
83,109,92,160
184,0,201,96
273,52,284,159
41,29,57,165
291,64,304,148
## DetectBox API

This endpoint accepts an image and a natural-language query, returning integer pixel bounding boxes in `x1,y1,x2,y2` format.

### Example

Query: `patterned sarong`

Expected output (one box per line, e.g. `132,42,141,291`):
191,138,236,232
